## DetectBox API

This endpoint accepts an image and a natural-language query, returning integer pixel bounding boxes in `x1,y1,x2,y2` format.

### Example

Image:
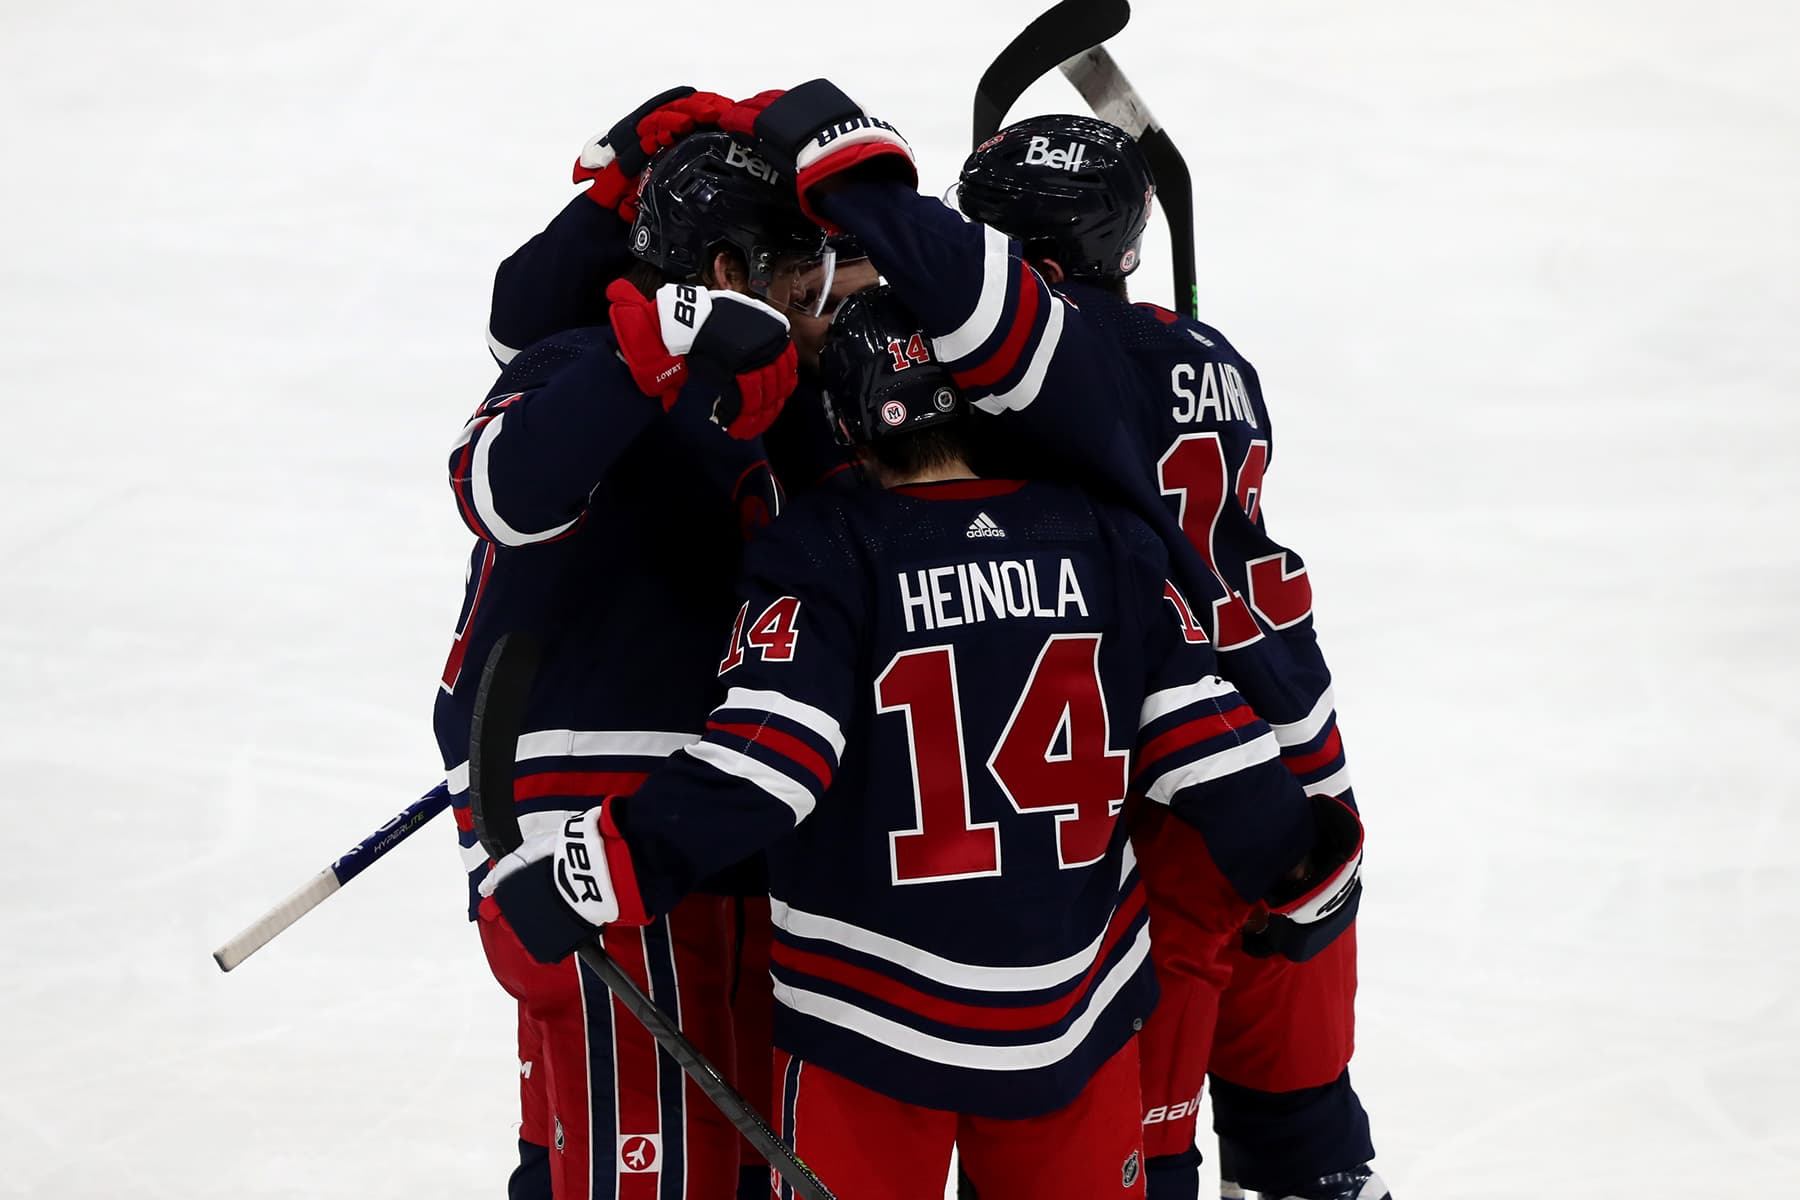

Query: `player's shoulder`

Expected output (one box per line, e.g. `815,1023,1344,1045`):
488,325,615,398
748,479,875,577
1086,494,1170,579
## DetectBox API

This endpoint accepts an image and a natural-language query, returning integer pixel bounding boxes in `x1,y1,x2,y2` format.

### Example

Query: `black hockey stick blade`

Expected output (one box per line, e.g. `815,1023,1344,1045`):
465,634,837,1200
973,0,1131,147
469,632,540,861
1060,45,1200,318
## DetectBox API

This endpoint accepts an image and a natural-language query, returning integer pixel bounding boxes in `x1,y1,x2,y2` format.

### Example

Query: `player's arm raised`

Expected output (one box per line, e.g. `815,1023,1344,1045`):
488,87,735,364
451,282,796,548
728,82,1126,430
477,503,866,964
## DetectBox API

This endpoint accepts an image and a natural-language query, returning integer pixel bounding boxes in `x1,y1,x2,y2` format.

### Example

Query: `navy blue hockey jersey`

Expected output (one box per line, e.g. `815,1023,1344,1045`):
815,182,1354,806
434,325,781,913
602,480,1317,1119
486,192,857,495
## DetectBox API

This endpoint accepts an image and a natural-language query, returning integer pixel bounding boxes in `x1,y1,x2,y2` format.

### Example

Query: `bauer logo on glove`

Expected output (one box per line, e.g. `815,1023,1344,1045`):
556,814,613,908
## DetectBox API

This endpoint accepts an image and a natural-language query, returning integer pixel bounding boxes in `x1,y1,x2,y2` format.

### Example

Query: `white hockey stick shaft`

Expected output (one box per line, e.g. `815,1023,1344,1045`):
212,784,451,972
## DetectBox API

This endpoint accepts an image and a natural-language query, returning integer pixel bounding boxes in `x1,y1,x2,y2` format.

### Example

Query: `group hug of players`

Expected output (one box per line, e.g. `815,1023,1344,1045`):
431,81,1390,1200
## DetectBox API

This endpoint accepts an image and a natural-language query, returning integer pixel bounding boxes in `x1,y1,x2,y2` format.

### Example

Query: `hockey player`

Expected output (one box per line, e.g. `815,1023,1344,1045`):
706,85,1384,1200
483,87,875,497
954,115,1382,1200
480,285,1364,1200
436,124,823,1199
477,91,877,1200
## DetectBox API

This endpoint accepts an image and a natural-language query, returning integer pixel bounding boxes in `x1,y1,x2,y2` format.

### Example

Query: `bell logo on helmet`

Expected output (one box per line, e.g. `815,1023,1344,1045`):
1024,136,1088,172
723,140,781,185
880,400,907,427
976,132,1008,153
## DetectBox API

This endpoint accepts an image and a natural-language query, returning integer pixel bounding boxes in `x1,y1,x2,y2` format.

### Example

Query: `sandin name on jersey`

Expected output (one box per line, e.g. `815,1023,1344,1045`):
898,557,1090,633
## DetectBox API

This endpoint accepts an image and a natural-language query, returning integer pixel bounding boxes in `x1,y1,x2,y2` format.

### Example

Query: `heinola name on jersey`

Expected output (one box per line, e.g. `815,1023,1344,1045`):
897,557,1090,633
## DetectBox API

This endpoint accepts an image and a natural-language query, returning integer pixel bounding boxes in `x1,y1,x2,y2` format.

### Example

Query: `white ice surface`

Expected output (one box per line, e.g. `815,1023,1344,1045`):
2,1,1797,1196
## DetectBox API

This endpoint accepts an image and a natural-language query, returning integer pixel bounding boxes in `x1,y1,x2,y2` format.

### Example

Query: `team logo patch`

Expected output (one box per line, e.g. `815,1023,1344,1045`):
619,1133,661,1173
1122,1149,1140,1188
880,399,907,426
932,386,957,412
1119,246,1138,273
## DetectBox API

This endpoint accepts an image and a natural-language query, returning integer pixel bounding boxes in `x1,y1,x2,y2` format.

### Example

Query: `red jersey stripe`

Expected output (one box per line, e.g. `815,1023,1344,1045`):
952,263,1041,389
1282,725,1344,777
1137,704,1261,771
770,885,1146,1033
706,721,835,791
512,770,649,802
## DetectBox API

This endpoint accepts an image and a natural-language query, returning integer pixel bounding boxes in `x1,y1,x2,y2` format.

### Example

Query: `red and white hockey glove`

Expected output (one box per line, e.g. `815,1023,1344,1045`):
606,278,797,440
479,802,651,965
725,78,916,228
573,86,735,221
1242,795,1364,963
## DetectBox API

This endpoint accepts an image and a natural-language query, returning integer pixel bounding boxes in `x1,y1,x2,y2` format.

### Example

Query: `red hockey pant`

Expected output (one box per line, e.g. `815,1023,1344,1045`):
769,1040,1146,1200
1131,806,1358,1159
479,895,741,1200
733,897,777,1178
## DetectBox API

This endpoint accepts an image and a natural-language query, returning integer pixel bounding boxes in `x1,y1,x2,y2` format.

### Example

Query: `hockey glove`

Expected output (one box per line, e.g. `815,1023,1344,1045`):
574,86,736,220
606,278,797,439
478,803,650,965
724,79,916,227
1242,794,1364,963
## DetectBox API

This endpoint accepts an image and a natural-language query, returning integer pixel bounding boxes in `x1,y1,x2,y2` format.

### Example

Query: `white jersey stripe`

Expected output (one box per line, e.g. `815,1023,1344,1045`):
1268,686,1337,749
1139,676,1239,729
469,411,581,547
932,223,1012,363
459,807,581,872
719,687,847,758
444,728,696,792
769,845,1137,994
486,327,521,365
771,924,1150,1070
686,741,818,822
971,291,1065,415
1143,730,1283,804
1301,763,1353,799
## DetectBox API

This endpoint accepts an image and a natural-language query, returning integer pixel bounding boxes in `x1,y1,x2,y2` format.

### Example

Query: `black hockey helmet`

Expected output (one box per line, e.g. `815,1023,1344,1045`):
630,132,828,300
819,286,963,446
957,114,1154,281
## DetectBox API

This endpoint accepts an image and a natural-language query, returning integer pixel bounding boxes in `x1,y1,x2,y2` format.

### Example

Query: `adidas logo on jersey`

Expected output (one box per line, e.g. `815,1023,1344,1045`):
1024,135,1088,172
966,512,1006,538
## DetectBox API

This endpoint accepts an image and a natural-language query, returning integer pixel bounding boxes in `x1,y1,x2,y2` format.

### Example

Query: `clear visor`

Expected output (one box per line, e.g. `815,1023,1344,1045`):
758,248,838,320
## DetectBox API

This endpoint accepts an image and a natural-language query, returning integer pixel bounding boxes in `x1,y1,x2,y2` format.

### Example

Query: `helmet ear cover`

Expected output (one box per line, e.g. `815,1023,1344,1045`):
629,132,826,299
819,286,965,447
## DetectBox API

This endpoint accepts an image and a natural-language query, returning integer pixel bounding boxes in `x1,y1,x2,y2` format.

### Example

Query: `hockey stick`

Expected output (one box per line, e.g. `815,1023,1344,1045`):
212,784,451,972
972,0,1201,319
1059,46,1199,319
972,0,1130,147
468,634,838,1200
